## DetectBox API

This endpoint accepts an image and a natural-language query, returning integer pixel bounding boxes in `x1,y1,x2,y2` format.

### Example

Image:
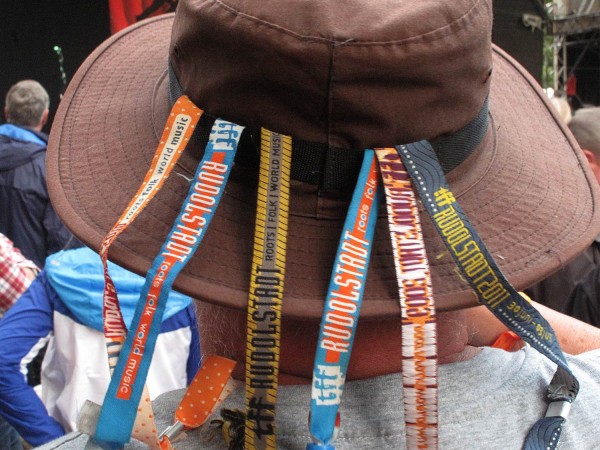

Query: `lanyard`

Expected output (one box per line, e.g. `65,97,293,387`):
395,141,578,450
245,129,292,449
100,96,202,360
158,356,238,449
99,96,202,374
97,96,203,448
93,119,244,448
308,150,381,449
375,148,438,449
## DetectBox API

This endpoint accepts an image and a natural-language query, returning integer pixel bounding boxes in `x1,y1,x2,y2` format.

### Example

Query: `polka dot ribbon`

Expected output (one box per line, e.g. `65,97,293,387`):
133,385,160,449
159,356,237,449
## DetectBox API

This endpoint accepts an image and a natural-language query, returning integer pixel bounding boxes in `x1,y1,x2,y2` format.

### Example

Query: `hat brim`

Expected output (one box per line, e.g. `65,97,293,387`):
48,14,600,319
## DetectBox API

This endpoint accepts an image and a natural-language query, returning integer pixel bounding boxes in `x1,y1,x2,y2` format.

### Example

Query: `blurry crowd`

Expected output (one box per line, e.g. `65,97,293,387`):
0,80,200,449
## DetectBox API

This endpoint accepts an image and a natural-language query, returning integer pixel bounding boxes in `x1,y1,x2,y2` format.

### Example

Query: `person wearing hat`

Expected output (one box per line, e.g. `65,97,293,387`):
37,0,600,449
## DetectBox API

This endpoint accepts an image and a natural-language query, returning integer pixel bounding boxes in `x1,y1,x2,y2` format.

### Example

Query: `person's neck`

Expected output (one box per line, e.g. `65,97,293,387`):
27,124,43,132
6,121,43,132
198,305,479,385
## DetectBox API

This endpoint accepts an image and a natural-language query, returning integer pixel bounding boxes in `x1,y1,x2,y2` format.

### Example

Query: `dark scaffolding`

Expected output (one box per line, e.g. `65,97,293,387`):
547,0,600,106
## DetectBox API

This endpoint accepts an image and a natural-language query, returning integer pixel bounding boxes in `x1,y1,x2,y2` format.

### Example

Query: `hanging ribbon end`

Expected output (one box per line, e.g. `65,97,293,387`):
307,444,335,450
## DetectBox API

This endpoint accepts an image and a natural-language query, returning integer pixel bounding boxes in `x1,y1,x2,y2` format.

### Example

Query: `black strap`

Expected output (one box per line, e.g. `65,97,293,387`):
168,64,489,190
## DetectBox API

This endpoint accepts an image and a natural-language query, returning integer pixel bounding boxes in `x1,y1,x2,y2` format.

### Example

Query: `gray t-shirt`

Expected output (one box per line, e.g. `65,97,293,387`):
37,346,600,449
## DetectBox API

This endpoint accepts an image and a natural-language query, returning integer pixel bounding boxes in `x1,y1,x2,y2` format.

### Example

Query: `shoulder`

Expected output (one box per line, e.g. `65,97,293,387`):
557,350,600,447
565,350,600,394
34,432,87,449
16,143,47,174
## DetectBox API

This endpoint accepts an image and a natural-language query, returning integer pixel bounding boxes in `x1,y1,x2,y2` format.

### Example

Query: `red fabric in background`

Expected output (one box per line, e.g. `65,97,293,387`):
109,0,177,34
566,75,577,97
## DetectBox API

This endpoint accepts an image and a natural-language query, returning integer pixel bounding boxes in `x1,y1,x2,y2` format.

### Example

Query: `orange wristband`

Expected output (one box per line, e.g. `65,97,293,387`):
492,330,523,351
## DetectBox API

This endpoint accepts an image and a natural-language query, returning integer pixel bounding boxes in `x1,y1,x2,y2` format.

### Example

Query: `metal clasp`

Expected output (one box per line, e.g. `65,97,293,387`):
545,400,571,419
158,421,186,443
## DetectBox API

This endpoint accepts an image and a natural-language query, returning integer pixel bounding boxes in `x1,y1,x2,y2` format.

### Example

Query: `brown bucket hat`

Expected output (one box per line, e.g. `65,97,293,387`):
47,0,600,319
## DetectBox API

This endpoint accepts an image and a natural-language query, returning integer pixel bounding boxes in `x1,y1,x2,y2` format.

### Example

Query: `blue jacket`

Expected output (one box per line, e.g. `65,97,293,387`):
0,247,201,446
0,124,79,267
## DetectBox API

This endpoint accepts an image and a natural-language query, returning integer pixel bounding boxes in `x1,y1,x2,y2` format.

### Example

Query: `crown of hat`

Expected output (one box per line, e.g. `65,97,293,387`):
170,0,493,150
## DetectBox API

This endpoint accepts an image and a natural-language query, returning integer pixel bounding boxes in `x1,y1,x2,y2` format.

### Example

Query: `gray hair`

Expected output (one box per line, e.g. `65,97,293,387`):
5,80,50,128
569,107,600,155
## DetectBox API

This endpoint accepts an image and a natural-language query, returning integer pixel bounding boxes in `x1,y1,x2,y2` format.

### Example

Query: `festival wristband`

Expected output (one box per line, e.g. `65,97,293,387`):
492,331,522,352
308,150,381,449
97,96,202,448
100,96,202,365
396,141,578,450
93,119,244,448
159,356,237,449
245,130,292,450
375,148,438,449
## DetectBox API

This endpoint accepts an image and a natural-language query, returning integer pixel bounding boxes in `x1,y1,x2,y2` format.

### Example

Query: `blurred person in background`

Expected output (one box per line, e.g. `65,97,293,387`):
0,246,200,447
0,231,39,318
526,106,600,321
0,232,38,449
0,80,80,268
548,92,572,124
